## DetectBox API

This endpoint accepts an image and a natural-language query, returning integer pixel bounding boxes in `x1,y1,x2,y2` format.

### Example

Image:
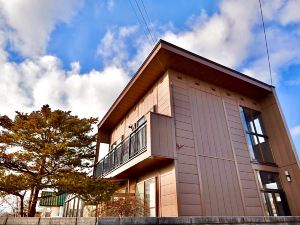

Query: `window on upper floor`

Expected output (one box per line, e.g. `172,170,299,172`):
240,107,275,164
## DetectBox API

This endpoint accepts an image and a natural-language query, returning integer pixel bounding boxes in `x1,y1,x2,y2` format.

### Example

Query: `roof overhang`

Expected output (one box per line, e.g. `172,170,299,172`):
98,40,273,132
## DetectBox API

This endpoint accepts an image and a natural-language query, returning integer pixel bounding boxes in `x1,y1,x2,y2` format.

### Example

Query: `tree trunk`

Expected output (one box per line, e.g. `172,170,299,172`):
27,187,34,213
19,195,24,217
28,187,40,217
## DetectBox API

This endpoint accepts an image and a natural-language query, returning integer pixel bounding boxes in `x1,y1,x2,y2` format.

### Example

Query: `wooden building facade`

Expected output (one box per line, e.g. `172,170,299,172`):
94,40,300,217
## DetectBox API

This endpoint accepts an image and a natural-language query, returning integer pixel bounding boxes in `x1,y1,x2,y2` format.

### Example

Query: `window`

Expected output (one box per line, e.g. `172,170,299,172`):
256,171,290,216
240,107,274,164
136,178,157,217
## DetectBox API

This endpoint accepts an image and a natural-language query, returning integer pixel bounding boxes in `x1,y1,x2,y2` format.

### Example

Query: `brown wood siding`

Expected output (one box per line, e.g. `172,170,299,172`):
169,70,267,216
150,112,175,159
170,71,246,216
260,93,300,215
110,72,171,145
136,163,178,217
170,74,202,216
223,98,264,216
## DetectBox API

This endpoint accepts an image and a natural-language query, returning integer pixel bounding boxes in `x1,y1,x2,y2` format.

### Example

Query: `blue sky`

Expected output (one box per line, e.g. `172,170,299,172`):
0,0,300,157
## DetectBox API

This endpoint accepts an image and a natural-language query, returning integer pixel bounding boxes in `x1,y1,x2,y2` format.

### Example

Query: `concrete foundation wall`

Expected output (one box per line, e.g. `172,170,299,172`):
0,217,300,225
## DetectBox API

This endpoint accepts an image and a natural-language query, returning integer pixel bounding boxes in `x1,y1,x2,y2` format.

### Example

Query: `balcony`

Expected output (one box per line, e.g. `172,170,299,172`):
95,121,147,177
94,112,175,178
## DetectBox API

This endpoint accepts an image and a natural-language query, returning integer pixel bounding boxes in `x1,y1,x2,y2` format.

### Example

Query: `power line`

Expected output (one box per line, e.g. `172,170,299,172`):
129,0,153,45
134,0,156,44
128,0,164,70
140,0,158,42
258,0,273,85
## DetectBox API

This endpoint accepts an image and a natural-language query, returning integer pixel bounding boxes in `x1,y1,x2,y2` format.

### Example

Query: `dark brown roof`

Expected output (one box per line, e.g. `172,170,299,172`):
98,39,273,131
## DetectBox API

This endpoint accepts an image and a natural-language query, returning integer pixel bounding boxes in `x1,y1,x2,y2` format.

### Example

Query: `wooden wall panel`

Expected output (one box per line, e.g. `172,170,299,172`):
260,92,300,215
187,81,244,216
150,112,175,159
136,163,178,217
223,98,264,216
170,73,202,216
169,70,266,216
110,71,172,145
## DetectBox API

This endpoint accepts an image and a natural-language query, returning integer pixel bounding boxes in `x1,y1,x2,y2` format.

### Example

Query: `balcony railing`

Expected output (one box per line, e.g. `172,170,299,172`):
95,121,147,177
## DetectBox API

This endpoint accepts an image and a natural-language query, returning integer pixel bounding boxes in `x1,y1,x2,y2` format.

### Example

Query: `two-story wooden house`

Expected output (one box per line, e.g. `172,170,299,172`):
94,40,300,217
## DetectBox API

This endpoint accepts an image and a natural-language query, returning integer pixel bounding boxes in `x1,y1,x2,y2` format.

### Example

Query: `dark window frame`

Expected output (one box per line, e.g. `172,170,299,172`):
256,171,291,216
240,106,275,165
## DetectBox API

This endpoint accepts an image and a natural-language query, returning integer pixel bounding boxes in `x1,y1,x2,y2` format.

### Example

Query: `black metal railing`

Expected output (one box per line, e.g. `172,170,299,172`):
95,122,147,177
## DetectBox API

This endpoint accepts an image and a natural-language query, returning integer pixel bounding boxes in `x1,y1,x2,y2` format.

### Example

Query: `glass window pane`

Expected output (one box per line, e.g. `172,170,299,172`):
258,136,265,143
250,121,256,133
145,178,156,217
254,118,263,135
257,171,281,190
240,107,249,132
245,134,255,160
136,182,144,202
267,193,278,216
260,141,274,163
275,192,291,216
261,193,270,216
240,106,274,164
249,134,263,162
149,208,156,217
253,134,259,145
137,116,146,127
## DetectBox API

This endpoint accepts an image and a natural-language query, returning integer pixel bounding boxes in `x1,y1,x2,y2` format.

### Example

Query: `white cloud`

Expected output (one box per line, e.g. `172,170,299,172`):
291,126,300,137
0,55,129,119
97,25,138,68
0,0,83,57
129,0,261,72
162,0,260,69
278,0,300,25
1,0,300,125
128,0,300,86
0,1,131,121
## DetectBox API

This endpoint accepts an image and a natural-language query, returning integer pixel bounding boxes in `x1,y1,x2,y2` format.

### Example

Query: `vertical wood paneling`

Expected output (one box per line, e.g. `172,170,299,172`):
150,112,175,158
170,73,202,216
223,99,263,216
136,163,178,217
110,72,171,144
170,71,253,216
170,71,246,216
260,93,300,215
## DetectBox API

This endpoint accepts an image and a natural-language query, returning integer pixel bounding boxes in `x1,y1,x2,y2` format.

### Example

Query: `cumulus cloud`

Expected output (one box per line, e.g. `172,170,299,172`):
0,0,83,57
129,0,261,73
0,1,131,121
1,0,300,123
97,25,138,68
278,0,300,25
242,26,300,83
291,126,300,137
0,55,129,119
128,0,300,86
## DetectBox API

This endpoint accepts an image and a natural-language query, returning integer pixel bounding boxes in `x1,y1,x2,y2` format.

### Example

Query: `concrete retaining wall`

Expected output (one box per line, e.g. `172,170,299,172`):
0,217,300,225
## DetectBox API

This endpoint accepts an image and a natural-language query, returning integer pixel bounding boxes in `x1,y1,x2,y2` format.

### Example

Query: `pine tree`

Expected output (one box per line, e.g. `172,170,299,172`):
0,105,117,217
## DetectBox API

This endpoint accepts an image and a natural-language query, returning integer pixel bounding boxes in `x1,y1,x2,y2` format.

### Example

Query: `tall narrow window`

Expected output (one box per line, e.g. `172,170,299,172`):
240,107,274,164
136,177,157,217
256,171,290,216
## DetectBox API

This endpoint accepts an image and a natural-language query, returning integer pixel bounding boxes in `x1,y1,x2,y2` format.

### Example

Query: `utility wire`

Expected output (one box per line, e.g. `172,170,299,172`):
129,0,153,45
140,0,158,42
134,0,156,44
258,0,273,85
128,0,164,70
